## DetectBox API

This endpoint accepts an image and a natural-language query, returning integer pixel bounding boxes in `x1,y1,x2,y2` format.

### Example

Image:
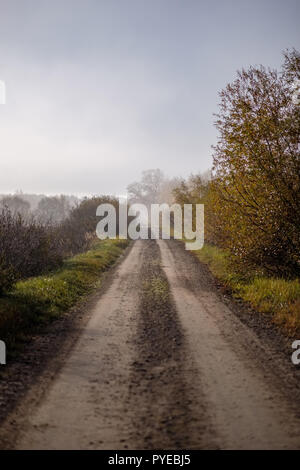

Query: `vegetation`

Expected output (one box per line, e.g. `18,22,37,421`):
0,239,129,350
194,244,300,336
0,49,299,344
143,277,169,303
0,192,79,222
127,169,180,207
0,191,129,353
0,195,31,219
35,195,71,224
174,50,300,334
210,49,300,278
0,196,121,294
0,209,63,293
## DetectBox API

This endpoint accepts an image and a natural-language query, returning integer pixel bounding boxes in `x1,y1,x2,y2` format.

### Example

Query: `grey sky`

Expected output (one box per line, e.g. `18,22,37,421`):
0,0,299,195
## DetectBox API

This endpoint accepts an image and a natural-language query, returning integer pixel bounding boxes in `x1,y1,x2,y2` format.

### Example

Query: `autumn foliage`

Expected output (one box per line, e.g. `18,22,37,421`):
174,50,300,278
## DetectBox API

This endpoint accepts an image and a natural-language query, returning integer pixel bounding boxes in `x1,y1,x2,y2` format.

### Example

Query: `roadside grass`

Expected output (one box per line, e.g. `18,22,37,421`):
194,244,300,336
0,238,129,351
142,277,170,303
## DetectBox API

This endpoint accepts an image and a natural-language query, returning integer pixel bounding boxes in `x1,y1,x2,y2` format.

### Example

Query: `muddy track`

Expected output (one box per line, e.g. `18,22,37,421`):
158,239,300,449
128,240,212,449
0,239,299,449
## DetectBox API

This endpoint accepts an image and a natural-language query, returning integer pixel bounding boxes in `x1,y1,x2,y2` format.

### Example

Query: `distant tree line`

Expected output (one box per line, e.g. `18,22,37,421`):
0,193,79,223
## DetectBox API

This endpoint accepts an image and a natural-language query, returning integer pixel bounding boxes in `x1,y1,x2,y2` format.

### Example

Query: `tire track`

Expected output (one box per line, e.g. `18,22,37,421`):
128,239,213,449
1,238,299,449
158,239,300,449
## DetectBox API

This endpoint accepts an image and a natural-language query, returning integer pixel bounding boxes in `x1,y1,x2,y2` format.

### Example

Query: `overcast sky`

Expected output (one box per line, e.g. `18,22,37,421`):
0,0,299,195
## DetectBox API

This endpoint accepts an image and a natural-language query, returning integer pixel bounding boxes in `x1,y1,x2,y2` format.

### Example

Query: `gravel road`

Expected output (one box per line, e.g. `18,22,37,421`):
1,239,299,449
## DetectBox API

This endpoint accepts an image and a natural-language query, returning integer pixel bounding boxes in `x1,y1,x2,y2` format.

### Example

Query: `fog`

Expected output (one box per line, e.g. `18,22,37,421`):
0,0,299,195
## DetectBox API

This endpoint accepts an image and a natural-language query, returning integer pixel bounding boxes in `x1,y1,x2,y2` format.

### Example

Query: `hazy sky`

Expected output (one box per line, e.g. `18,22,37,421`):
0,0,299,195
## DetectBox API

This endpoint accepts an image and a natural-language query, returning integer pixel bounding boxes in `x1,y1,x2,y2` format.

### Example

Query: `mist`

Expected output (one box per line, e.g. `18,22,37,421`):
0,0,299,195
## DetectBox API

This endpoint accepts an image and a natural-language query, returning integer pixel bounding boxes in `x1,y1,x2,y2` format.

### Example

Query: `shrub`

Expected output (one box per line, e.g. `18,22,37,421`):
174,50,300,278
0,209,64,293
0,196,123,294
211,50,300,277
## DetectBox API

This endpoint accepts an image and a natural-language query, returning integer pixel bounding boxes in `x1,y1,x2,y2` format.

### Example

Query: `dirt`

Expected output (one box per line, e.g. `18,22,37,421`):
128,240,214,449
0,239,299,449
158,239,300,449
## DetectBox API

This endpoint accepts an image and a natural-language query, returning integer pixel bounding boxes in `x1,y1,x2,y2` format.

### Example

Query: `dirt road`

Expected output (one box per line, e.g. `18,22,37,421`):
1,239,300,449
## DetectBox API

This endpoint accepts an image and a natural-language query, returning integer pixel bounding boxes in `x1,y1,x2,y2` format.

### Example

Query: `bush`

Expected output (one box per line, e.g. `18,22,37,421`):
0,260,16,295
211,50,300,277
58,196,120,255
174,50,300,278
0,209,64,294
0,239,129,348
194,243,300,336
0,196,123,294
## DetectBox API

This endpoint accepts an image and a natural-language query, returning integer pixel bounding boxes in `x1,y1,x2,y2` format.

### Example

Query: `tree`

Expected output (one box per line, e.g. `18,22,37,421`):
173,171,217,243
127,169,165,206
0,195,30,219
60,196,120,254
211,49,300,276
35,195,70,224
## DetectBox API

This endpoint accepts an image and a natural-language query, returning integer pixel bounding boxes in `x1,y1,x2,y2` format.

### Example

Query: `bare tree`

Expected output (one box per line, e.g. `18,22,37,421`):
0,195,30,219
127,169,165,206
35,195,71,224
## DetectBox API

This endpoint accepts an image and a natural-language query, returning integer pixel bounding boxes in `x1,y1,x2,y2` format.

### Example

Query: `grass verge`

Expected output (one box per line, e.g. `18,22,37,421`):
0,238,129,351
194,244,300,336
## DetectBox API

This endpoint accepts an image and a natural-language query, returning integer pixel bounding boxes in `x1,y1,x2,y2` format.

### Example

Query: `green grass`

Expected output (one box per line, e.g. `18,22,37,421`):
0,238,129,350
194,244,300,336
142,277,169,303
